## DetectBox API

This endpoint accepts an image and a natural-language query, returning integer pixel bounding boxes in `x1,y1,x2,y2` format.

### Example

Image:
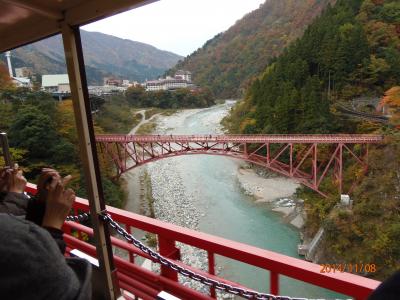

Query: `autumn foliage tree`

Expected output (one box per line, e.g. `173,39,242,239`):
223,0,400,281
380,86,400,126
225,0,400,135
0,63,14,90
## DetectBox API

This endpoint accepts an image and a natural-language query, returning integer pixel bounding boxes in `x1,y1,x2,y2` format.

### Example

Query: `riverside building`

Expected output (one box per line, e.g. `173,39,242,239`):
145,70,193,91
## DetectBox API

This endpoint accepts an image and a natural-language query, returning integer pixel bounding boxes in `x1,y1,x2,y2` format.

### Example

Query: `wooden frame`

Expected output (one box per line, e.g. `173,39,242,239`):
61,23,119,299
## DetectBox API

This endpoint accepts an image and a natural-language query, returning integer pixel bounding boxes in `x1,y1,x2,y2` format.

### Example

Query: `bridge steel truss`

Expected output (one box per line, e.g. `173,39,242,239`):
96,134,383,197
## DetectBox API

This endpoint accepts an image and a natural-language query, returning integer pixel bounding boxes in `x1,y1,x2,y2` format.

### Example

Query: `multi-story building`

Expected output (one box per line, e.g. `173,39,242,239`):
145,71,193,92
175,70,192,82
145,77,190,91
88,85,127,96
103,77,124,86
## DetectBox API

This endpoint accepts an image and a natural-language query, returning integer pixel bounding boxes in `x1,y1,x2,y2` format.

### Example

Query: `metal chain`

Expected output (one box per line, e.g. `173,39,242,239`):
66,211,309,299
66,212,90,222
93,211,309,300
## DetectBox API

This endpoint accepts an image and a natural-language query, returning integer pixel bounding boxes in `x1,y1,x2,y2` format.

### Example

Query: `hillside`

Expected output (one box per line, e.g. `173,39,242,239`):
224,0,400,135
169,0,335,98
1,30,182,84
224,0,400,280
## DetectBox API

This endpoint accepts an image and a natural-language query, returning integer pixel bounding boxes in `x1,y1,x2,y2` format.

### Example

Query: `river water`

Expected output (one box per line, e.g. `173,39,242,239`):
127,101,343,299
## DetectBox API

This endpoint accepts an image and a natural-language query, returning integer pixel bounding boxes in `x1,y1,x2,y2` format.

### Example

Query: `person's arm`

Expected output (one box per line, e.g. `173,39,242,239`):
26,168,62,226
41,186,73,254
39,170,74,254
43,226,67,254
41,175,74,230
26,169,74,253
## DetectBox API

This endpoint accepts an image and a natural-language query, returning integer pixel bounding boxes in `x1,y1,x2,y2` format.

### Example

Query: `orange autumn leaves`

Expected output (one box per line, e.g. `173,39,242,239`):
380,86,400,126
0,63,14,90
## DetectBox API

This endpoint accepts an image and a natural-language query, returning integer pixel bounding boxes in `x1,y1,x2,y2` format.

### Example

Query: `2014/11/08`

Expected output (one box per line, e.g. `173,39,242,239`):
320,263,377,274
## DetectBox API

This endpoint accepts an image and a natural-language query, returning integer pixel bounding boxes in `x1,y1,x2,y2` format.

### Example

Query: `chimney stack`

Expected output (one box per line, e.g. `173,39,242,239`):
5,51,13,78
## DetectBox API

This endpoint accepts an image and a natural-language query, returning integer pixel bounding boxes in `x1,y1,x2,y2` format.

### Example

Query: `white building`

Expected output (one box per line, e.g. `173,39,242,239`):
42,74,70,93
145,78,191,91
88,85,127,96
144,70,193,92
175,70,192,82
145,80,163,91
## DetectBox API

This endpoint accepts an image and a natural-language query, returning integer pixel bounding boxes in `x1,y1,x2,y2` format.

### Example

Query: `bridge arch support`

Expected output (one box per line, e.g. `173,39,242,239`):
96,134,383,197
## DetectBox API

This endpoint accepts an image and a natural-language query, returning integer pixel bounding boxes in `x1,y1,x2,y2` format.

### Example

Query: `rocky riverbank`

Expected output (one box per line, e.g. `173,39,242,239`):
236,164,306,230
145,108,230,296
147,159,213,294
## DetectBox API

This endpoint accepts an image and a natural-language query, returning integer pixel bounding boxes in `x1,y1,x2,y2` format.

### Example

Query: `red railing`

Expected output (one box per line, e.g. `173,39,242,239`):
26,183,380,299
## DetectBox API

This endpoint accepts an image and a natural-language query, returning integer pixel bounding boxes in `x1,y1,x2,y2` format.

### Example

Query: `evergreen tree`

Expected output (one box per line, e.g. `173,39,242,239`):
9,106,59,159
300,76,332,133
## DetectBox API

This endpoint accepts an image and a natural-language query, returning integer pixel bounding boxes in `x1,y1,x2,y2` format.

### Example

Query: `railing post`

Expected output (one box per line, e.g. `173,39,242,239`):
270,271,279,295
61,24,119,300
208,252,216,298
158,236,180,281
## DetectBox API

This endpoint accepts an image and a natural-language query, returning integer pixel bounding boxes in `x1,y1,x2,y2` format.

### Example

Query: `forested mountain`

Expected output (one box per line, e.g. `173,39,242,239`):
225,0,400,134
1,30,182,85
222,0,400,280
169,0,335,98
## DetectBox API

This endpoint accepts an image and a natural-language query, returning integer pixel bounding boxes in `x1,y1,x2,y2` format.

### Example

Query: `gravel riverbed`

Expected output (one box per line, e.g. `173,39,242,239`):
145,109,224,296
123,105,303,298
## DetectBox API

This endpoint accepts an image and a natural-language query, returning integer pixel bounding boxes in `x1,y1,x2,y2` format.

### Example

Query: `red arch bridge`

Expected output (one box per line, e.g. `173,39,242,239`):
96,134,383,197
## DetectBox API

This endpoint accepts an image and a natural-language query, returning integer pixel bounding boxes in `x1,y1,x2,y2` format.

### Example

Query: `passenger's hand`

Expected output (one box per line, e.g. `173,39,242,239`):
41,175,75,229
36,168,61,203
8,164,27,193
0,165,27,193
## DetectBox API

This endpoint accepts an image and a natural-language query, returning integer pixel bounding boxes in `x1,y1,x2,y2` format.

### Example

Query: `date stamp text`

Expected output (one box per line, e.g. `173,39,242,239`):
320,263,377,274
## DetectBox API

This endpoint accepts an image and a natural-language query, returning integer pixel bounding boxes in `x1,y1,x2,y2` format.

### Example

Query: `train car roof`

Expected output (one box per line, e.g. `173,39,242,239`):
0,0,155,52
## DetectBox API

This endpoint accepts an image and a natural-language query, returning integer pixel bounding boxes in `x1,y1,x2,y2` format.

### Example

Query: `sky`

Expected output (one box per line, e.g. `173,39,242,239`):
82,0,265,57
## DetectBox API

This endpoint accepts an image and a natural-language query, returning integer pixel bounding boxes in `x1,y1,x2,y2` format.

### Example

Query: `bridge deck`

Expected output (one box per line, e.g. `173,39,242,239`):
96,134,384,144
